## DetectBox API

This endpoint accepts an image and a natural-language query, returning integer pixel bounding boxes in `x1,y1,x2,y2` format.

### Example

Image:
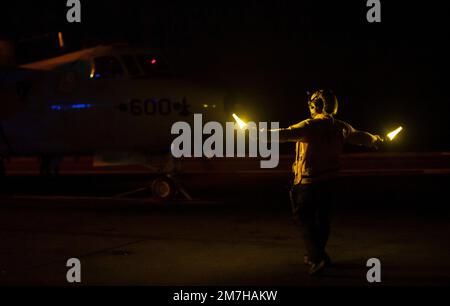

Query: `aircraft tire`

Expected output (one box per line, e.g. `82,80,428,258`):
151,176,175,200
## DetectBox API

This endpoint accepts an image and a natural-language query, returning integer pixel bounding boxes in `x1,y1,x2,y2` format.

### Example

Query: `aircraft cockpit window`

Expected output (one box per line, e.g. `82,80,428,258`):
121,54,141,76
136,54,168,77
92,56,124,79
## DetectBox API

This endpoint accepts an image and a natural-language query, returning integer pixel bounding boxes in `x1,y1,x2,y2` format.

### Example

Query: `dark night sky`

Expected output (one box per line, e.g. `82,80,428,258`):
0,0,449,150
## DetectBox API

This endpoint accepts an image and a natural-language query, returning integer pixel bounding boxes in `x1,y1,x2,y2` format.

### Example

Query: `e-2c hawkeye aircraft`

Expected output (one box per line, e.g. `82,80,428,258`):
0,43,235,199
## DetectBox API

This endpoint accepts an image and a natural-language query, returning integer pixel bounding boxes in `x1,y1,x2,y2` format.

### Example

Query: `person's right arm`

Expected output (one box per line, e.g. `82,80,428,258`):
342,121,383,147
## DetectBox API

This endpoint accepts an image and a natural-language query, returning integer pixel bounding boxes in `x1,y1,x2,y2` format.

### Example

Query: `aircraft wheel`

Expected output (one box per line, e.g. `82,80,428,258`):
151,176,175,200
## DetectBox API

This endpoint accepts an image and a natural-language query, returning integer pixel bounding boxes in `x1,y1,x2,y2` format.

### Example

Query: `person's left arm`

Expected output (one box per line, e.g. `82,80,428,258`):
269,120,312,143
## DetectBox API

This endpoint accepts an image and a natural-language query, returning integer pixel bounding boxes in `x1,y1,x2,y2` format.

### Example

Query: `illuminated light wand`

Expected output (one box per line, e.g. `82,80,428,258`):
232,113,247,130
385,126,403,141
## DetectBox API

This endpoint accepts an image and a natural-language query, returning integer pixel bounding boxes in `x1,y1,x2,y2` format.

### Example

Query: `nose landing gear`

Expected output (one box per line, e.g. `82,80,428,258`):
151,176,174,199
151,174,192,201
114,174,192,201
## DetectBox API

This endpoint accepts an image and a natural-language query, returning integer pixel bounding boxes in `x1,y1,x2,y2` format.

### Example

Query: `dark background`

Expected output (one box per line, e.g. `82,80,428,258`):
0,0,449,151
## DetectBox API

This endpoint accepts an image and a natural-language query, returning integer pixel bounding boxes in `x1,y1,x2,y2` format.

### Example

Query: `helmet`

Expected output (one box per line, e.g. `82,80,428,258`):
307,89,338,116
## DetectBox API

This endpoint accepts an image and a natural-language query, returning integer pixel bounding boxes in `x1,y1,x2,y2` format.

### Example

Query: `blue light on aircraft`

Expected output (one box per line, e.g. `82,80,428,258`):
50,103,93,111
71,103,92,109
51,105,63,111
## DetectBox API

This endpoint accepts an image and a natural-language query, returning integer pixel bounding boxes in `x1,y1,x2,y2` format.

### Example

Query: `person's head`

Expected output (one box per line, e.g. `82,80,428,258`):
307,89,338,118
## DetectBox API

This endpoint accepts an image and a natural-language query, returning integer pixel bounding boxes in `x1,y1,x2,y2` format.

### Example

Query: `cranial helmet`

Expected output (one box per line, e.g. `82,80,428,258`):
307,89,338,116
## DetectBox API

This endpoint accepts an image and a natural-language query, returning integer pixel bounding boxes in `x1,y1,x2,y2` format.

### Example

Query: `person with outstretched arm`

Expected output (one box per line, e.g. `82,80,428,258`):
273,90,383,275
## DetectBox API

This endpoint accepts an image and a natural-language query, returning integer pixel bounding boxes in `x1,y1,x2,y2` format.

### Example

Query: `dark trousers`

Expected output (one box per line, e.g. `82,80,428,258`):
290,180,335,263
